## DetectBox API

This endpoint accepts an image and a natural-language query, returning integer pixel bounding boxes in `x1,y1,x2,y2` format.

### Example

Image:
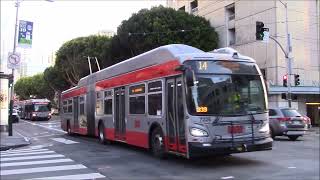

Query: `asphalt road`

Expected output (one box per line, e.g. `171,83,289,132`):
1,116,319,180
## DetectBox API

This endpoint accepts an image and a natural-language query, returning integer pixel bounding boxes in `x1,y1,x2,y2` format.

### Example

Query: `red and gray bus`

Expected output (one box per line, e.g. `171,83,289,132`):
61,44,272,158
20,99,52,121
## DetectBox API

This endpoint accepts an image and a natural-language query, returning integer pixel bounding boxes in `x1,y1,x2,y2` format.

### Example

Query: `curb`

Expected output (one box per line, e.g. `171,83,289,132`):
0,141,31,151
0,132,31,151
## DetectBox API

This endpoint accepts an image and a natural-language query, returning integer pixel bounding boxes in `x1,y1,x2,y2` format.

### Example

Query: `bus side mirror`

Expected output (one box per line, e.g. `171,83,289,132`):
185,68,195,87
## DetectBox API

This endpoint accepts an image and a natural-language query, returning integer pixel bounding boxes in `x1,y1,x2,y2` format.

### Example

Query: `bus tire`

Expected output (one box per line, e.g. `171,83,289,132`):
98,123,110,144
67,121,73,135
151,126,166,159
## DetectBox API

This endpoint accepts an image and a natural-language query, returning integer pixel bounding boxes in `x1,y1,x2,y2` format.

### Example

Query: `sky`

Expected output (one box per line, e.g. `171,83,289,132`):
0,0,166,76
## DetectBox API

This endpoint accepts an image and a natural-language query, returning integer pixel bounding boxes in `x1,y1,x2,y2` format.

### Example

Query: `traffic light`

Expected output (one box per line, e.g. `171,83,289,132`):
8,74,14,88
256,21,264,40
294,74,300,86
283,74,288,87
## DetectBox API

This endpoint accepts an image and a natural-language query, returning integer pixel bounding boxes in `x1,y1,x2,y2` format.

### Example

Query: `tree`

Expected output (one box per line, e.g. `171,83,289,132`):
43,66,69,93
14,73,55,101
55,35,112,86
110,5,219,62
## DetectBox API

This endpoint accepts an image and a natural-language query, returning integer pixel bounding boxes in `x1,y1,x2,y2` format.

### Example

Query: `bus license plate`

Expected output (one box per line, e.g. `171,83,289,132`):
228,125,244,134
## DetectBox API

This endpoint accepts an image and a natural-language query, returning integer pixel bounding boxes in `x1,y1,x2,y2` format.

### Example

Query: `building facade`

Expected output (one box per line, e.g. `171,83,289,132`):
167,0,320,125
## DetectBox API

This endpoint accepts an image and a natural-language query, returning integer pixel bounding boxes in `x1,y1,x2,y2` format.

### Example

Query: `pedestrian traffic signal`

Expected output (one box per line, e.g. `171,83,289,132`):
256,21,265,40
283,74,287,87
294,74,300,86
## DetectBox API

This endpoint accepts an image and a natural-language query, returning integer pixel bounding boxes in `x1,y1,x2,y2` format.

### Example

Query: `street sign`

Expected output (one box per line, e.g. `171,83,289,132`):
262,28,269,43
7,52,21,69
18,20,33,48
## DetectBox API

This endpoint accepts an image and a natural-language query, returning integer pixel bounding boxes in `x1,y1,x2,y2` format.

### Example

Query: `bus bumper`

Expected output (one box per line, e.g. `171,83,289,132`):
188,137,273,158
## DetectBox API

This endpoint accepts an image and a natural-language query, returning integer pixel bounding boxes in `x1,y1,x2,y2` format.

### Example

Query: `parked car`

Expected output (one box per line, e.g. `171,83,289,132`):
301,115,312,129
269,108,308,141
12,109,19,123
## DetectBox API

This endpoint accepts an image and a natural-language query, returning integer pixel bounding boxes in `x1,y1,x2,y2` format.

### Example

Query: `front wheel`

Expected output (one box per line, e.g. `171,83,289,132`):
67,122,73,135
288,135,299,141
151,127,166,159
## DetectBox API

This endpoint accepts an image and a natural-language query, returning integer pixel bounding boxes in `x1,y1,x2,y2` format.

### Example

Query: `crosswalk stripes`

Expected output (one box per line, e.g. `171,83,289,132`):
0,148,106,180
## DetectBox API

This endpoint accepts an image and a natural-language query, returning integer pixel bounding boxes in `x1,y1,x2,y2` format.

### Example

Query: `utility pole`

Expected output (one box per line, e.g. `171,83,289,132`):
279,0,293,108
8,0,20,136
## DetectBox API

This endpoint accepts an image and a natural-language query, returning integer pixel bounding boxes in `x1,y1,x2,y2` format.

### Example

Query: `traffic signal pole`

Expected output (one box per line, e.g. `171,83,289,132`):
283,1,293,108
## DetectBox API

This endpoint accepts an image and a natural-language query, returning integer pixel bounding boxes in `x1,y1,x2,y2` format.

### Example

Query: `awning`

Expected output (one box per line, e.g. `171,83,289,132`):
268,86,320,95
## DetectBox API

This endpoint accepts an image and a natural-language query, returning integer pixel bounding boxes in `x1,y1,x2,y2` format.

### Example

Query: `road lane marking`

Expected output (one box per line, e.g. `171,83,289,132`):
21,120,66,133
0,164,86,176
288,166,297,169
0,154,64,162
1,158,73,167
221,176,234,179
51,138,79,144
24,173,106,180
1,150,55,157
1,148,49,155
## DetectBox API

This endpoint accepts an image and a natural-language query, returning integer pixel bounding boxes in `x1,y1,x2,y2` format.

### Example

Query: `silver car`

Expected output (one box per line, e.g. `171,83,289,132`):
269,108,308,141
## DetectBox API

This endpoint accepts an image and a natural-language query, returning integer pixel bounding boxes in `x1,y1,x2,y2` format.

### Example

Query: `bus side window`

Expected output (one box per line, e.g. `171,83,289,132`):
148,81,162,116
67,99,72,113
129,84,146,114
104,90,112,115
79,96,85,115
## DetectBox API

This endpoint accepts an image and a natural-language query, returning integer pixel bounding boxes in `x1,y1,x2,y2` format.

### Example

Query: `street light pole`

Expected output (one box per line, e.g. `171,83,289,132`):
8,0,20,136
279,0,293,108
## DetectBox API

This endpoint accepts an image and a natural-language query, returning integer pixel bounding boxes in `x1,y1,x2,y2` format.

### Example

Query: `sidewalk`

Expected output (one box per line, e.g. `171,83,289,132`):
0,130,30,151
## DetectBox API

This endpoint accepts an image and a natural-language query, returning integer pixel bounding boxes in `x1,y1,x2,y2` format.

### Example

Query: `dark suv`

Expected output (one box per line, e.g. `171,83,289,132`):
269,108,308,141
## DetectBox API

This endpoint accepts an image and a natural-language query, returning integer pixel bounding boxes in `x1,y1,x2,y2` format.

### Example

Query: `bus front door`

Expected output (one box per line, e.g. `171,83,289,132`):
115,87,126,141
73,97,79,133
166,77,187,154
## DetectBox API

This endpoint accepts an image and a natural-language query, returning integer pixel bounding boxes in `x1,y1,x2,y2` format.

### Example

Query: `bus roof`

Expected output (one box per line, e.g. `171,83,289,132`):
62,44,255,94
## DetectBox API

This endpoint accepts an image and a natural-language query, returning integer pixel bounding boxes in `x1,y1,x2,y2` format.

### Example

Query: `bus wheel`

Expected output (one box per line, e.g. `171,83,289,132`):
151,127,166,159
98,123,107,144
67,122,72,135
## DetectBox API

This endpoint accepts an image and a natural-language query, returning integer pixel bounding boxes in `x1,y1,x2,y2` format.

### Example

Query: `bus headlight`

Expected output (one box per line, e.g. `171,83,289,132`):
259,122,269,133
32,113,37,117
190,128,208,137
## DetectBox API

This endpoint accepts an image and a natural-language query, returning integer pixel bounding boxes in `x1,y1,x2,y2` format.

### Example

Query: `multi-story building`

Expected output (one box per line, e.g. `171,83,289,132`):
167,0,320,125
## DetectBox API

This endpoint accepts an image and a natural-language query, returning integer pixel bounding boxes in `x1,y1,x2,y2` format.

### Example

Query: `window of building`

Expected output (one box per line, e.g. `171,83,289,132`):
226,3,235,20
228,28,236,45
148,81,163,116
96,91,104,115
179,6,185,11
190,0,198,12
104,90,113,115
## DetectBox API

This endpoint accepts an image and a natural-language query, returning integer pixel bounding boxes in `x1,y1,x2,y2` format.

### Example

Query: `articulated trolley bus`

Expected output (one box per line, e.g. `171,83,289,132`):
61,44,272,158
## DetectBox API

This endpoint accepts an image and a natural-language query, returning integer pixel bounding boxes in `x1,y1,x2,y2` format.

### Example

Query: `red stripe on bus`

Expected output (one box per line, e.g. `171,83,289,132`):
105,128,115,141
62,87,87,99
126,131,149,148
77,128,87,135
96,60,181,90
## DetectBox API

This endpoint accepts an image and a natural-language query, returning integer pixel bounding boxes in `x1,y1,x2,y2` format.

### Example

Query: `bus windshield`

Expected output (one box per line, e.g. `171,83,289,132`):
185,61,267,116
34,104,50,112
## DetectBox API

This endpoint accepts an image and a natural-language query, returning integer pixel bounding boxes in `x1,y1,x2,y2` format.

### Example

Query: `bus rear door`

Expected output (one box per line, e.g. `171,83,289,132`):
114,87,126,141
